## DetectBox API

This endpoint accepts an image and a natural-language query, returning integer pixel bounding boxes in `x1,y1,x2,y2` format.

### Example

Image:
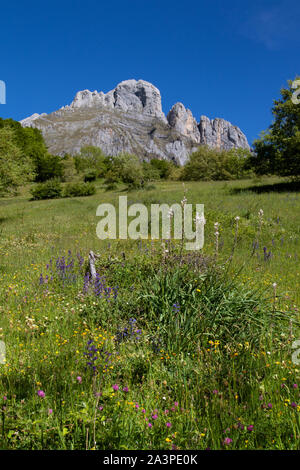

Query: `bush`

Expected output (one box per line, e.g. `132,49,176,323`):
0,127,35,195
30,179,62,200
181,146,252,181
33,153,64,182
150,158,174,179
63,182,96,198
142,162,160,182
74,146,106,177
83,169,97,182
105,153,144,189
104,182,118,191
61,154,77,182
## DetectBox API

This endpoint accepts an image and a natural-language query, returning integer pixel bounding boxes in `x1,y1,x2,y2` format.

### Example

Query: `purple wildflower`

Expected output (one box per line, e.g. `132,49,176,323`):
223,437,233,446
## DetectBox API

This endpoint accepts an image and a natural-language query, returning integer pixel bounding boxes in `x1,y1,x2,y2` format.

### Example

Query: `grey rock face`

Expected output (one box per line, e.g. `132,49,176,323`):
68,79,167,123
20,79,249,165
198,116,249,150
167,103,200,143
112,80,167,122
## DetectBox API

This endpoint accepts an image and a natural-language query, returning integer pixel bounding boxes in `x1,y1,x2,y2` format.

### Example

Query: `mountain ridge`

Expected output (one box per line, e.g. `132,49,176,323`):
20,79,250,165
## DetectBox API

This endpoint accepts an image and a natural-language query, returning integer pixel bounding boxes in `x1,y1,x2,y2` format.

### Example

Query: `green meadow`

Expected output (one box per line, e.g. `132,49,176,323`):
0,176,299,449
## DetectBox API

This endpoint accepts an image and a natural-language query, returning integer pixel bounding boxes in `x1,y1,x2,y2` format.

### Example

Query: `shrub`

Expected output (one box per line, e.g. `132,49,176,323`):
33,153,64,182
63,182,96,198
0,127,35,195
105,153,144,189
181,146,252,181
74,146,106,176
61,154,77,182
30,179,62,200
83,169,97,182
104,182,118,191
150,158,174,179
142,162,160,182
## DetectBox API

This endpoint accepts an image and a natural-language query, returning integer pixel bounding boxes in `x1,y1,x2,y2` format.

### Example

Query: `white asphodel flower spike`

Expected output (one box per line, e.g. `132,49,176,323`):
181,196,187,207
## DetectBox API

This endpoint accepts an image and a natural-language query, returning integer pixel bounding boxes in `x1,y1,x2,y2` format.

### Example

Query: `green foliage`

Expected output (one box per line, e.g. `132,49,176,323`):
30,178,63,200
0,118,46,157
83,168,97,182
141,159,176,182
63,181,96,197
74,146,106,176
0,127,35,195
252,77,300,177
33,152,64,182
0,117,64,183
105,153,144,189
30,180,95,200
139,265,285,351
61,154,77,182
181,145,252,181
142,162,161,182
150,158,174,179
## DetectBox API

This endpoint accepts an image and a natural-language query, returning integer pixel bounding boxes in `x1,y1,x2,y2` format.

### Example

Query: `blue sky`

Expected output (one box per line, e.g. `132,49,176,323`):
0,0,299,146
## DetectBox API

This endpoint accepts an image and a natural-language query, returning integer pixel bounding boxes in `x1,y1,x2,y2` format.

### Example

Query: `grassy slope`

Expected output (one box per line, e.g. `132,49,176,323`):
0,176,299,449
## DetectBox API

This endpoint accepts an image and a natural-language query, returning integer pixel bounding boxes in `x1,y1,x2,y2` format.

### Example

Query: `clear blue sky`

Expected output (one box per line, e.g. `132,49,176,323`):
1,0,299,145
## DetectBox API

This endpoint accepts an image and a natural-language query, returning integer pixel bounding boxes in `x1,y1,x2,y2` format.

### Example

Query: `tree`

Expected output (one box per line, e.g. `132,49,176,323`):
105,153,144,189
150,158,174,179
0,127,34,195
61,154,77,182
0,118,47,160
74,146,106,176
251,77,300,178
31,151,63,182
0,118,62,182
181,145,251,181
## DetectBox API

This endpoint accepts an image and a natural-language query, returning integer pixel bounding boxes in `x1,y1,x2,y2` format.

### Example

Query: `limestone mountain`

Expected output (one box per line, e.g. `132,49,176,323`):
20,79,249,165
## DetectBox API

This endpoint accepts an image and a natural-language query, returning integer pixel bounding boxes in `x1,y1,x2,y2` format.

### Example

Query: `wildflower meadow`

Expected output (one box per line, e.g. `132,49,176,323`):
0,177,299,450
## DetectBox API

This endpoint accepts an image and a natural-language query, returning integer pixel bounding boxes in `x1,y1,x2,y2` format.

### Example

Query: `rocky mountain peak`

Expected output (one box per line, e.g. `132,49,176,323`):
20,79,250,165
167,102,200,143
69,79,167,122
198,115,249,150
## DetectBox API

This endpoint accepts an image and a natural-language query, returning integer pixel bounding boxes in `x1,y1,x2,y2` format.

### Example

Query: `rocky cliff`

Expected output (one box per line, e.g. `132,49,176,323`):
20,79,249,165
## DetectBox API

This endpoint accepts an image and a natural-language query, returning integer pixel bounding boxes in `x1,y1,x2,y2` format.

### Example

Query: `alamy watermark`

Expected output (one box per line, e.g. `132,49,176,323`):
96,196,205,250
0,341,6,364
292,340,300,365
0,80,6,104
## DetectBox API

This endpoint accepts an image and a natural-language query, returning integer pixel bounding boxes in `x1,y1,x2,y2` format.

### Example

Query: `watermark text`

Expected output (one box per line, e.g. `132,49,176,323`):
96,196,205,250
